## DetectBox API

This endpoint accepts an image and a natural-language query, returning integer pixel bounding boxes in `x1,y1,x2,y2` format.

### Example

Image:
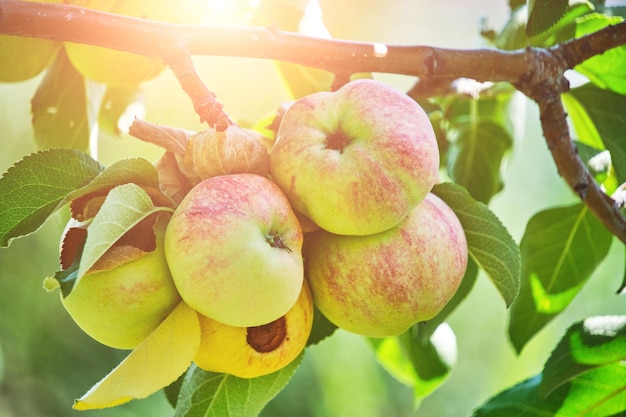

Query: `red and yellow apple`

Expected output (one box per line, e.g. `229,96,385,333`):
269,79,439,236
60,214,181,349
164,173,304,328
194,281,313,378
304,193,467,337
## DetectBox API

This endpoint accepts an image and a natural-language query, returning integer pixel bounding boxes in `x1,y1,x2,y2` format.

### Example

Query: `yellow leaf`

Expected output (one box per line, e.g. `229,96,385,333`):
73,301,200,410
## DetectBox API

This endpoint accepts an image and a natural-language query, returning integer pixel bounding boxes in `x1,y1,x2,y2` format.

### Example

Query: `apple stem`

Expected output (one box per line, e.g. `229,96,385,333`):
267,234,292,252
325,131,351,152
165,52,233,130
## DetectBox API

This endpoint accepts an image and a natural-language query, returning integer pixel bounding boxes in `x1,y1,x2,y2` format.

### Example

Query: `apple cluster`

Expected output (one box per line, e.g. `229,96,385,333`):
56,79,468,379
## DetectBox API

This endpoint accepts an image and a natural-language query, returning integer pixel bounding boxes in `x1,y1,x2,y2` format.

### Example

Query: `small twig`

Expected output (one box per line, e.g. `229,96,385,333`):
128,118,193,154
165,52,233,130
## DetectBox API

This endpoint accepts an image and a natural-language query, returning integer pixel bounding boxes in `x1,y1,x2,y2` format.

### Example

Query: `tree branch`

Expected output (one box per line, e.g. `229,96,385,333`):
2,0,626,242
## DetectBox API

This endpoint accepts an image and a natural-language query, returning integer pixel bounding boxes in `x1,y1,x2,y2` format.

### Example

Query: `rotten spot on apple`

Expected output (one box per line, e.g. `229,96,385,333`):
247,316,288,353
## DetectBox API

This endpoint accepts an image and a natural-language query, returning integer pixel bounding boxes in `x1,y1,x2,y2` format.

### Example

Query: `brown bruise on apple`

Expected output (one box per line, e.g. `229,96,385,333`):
193,282,313,378
247,316,287,353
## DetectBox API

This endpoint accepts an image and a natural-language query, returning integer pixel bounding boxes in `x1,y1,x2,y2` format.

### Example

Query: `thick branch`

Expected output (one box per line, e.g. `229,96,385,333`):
0,0,528,81
2,0,626,242
2,1,625,83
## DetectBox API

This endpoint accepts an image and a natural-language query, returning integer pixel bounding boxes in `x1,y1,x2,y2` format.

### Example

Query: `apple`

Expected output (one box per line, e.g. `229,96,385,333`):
194,281,313,378
269,79,439,236
60,214,182,349
0,0,62,82
164,173,304,328
304,193,468,337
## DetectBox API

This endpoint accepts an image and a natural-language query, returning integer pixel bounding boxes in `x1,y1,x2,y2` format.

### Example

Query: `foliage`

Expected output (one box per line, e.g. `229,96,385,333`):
0,0,625,416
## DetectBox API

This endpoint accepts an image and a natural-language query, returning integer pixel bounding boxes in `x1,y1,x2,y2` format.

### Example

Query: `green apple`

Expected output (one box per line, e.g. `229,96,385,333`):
269,79,439,236
304,193,467,337
164,173,304,327
0,0,62,82
194,281,313,378
60,214,182,349
64,0,206,87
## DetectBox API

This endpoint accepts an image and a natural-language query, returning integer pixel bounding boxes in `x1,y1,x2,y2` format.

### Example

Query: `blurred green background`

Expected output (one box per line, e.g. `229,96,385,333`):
1,1,624,416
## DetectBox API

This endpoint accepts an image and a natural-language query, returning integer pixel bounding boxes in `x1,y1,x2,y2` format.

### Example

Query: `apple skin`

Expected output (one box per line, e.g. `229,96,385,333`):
0,0,62,82
61,215,182,350
64,0,205,86
269,79,439,236
304,193,467,338
164,174,304,328
194,281,313,378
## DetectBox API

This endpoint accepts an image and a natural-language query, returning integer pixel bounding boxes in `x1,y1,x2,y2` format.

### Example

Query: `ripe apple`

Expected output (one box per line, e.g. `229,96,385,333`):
0,0,62,82
164,173,304,328
269,79,439,236
64,0,206,86
194,281,313,378
304,193,467,337
60,214,182,349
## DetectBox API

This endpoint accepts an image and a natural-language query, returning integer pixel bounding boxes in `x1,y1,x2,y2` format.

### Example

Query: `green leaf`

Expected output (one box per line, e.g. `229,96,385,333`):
472,375,561,416
562,94,605,150
534,2,594,47
164,368,187,410
98,85,144,137
565,83,626,184
574,13,626,94
554,361,626,416
508,204,613,353
446,120,512,204
275,61,334,99
372,323,457,407
432,182,521,308
65,157,164,204
77,183,172,281
540,315,626,398
0,149,104,248
306,306,337,347
442,88,515,204
31,48,91,151
497,4,531,50
526,0,593,46
526,0,570,38
174,356,303,417
620,246,626,294
476,316,626,417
